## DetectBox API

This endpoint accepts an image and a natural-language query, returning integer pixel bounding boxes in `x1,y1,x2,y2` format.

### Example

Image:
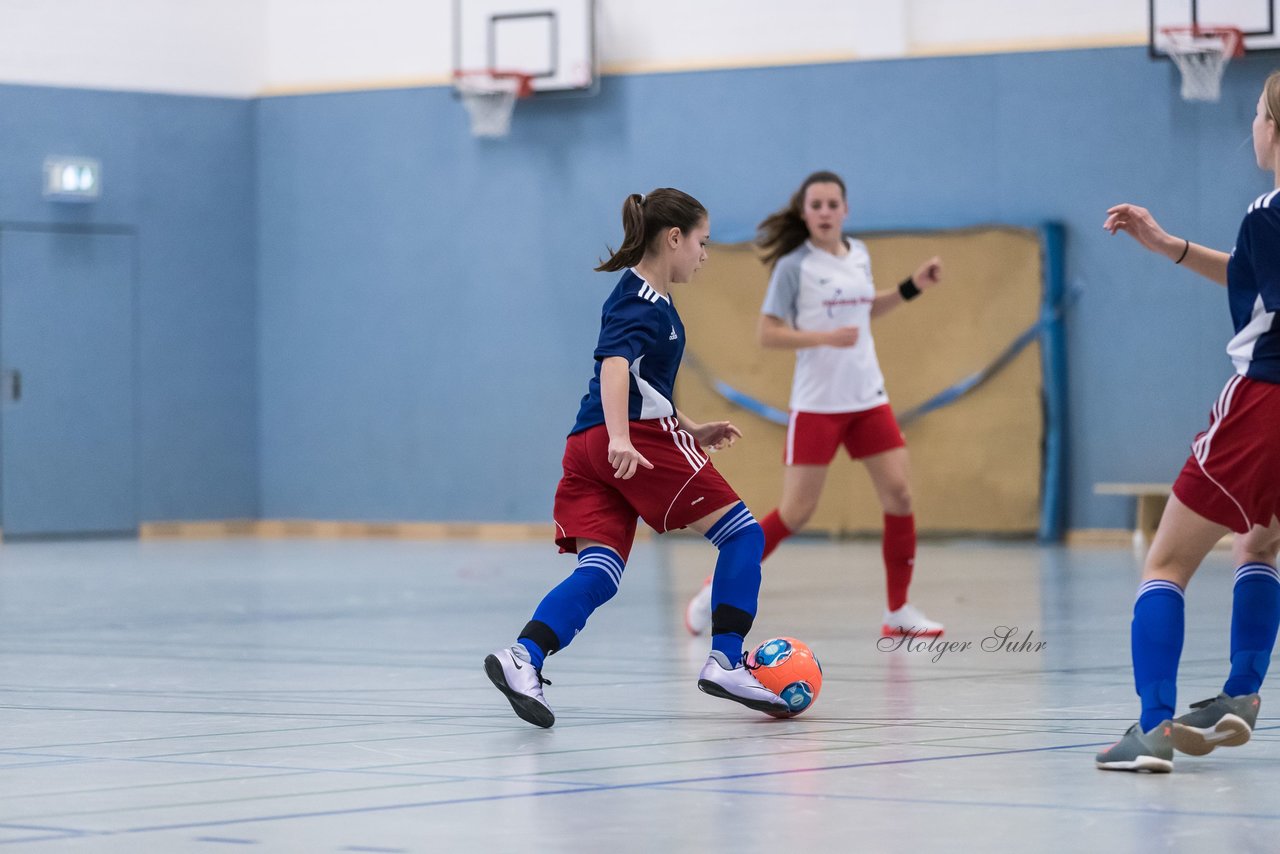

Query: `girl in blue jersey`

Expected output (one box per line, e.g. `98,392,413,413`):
1096,71,1280,772
684,171,946,639
485,188,790,727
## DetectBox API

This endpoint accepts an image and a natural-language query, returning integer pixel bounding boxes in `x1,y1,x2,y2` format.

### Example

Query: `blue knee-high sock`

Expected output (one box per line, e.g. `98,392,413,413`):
517,547,624,670
1223,562,1280,697
1132,579,1185,732
704,503,764,667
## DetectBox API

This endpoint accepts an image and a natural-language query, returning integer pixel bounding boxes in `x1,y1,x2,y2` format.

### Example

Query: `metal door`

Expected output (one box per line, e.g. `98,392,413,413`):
0,228,137,537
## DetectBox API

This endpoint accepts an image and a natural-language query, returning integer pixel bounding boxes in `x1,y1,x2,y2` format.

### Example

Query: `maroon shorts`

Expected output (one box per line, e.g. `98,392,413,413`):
553,417,743,561
784,404,906,466
1172,374,1280,534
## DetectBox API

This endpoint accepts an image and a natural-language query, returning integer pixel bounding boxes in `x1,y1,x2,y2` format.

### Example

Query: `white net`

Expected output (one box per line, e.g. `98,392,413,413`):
456,74,524,138
1162,28,1242,102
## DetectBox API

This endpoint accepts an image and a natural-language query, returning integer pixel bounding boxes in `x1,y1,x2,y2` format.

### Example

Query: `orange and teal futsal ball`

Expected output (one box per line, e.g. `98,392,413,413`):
746,637,822,717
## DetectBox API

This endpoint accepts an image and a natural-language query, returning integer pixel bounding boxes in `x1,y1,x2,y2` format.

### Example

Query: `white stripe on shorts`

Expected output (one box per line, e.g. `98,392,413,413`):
1193,374,1242,464
1190,375,1251,531
660,416,706,471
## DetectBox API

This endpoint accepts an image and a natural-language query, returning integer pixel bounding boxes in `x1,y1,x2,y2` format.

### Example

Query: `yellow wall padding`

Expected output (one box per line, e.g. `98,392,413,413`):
675,227,1044,535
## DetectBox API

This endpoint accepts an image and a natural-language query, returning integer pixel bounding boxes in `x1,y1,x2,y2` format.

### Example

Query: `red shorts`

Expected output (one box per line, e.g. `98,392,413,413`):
552,417,743,561
1172,374,1280,534
784,404,906,466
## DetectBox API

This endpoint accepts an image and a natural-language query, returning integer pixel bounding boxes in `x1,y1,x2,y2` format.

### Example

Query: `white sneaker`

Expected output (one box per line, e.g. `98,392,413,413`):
684,575,713,636
484,645,555,728
697,651,790,716
882,603,944,637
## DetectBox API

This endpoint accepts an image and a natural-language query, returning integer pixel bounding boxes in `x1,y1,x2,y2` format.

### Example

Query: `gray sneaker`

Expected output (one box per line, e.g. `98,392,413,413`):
1172,692,1260,756
1095,721,1174,772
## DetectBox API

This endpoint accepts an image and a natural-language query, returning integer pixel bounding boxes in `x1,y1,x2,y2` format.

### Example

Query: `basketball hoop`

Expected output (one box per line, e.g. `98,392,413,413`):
453,70,534,138
1159,26,1244,102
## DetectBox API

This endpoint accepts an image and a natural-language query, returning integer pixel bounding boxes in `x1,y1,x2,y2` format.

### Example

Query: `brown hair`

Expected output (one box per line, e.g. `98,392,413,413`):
1266,69,1280,126
756,170,847,267
595,188,708,272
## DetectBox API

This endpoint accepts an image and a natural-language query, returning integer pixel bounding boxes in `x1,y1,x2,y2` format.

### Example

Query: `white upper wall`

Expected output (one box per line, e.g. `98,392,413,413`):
0,0,265,97
597,1,907,72
597,0,1145,72
910,0,1145,54
0,0,1147,97
264,0,451,94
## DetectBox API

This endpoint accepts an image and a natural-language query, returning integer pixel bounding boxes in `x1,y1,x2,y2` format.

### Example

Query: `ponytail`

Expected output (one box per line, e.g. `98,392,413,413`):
596,194,648,272
596,188,707,272
756,170,846,267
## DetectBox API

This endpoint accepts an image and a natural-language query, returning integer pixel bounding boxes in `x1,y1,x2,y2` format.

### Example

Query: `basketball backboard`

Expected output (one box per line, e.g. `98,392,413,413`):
1150,0,1280,56
452,0,596,94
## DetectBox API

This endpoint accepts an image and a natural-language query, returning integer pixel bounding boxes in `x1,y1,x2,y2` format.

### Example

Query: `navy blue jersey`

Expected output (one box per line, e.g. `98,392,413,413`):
1226,191,1280,384
570,269,685,434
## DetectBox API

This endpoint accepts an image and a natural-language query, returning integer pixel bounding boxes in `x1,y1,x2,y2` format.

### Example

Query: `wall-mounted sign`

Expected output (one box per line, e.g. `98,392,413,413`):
44,156,101,201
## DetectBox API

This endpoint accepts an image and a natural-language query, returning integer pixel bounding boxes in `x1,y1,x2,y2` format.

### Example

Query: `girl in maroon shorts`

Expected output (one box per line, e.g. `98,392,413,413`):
484,188,789,727
1096,71,1280,773
684,171,946,638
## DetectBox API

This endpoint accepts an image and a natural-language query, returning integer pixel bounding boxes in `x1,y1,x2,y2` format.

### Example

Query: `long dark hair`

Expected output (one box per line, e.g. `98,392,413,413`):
596,188,708,272
756,170,847,267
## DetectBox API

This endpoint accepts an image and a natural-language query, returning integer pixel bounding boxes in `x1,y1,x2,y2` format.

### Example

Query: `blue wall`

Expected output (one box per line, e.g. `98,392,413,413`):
256,46,1280,530
6,45,1274,531
0,84,258,522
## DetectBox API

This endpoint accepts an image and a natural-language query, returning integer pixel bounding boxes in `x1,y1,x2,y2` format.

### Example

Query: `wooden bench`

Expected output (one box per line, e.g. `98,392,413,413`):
1094,483,1172,546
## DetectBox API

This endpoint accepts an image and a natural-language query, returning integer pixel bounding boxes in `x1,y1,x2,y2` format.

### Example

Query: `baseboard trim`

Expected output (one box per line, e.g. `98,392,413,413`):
1064,529,1136,547
126,522,1226,548
1065,528,1233,548
139,520,561,541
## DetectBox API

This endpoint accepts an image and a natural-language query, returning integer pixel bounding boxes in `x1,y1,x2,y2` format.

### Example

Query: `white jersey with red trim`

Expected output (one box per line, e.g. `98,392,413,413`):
760,238,888,413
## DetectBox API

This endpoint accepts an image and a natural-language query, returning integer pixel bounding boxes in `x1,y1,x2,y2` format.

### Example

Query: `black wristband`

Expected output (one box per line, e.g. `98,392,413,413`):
1174,238,1190,265
898,277,922,301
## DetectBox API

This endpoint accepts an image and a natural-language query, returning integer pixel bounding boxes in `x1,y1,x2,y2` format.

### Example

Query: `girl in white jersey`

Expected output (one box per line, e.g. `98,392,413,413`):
685,171,945,638
1094,72,1280,773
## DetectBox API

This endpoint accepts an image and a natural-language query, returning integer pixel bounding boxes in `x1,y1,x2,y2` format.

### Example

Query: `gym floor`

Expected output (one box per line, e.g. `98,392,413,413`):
1,535,1273,852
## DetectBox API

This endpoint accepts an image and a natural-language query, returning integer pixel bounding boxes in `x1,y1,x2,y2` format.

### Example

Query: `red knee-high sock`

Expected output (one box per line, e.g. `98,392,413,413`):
760,510,792,561
883,513,916,611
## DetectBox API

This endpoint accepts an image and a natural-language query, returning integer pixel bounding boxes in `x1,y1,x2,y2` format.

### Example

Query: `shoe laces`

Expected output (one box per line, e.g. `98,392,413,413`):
1188,697,1215,710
